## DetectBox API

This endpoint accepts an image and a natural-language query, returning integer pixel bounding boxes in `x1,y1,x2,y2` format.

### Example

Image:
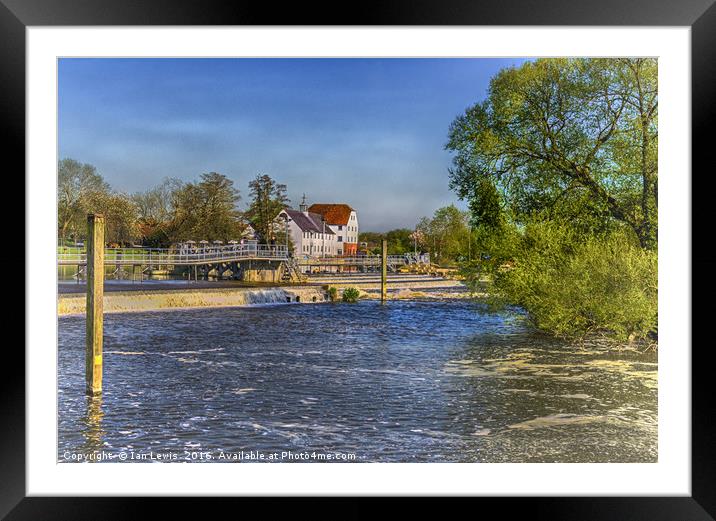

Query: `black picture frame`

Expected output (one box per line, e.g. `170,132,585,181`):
6,0,715,517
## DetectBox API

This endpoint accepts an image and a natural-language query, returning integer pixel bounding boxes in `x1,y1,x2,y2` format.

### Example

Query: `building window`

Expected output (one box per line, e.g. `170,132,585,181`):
338,236,343,242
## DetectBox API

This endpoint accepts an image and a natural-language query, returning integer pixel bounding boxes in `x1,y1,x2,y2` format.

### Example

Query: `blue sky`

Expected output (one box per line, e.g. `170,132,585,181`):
59,58,526,231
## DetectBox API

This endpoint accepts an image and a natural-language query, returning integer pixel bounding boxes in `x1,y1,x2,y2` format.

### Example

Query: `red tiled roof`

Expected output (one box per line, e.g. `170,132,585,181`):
307,204,354,225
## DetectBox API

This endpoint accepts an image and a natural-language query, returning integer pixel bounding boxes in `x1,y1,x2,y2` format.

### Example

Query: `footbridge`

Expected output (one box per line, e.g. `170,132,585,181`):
58,245,296,283
57,245,289,266
58,246,430,269
58,245,431,281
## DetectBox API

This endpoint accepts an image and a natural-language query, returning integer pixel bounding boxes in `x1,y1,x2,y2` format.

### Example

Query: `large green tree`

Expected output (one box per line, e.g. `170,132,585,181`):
416,205,472,265
245,174,289,242
170,172,242,241
446,58,657,249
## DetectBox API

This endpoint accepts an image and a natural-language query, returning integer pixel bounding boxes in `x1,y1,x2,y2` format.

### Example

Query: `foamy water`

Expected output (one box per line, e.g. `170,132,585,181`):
58,300,657,462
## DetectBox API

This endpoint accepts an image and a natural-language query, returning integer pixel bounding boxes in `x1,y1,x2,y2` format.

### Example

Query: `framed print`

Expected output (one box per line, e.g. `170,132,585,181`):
6,0,716,517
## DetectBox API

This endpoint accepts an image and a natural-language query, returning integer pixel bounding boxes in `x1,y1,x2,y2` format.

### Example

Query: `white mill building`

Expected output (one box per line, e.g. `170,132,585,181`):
275,200,338,258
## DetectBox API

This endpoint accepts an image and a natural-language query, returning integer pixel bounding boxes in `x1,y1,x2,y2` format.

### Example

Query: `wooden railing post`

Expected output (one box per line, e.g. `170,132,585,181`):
381,239,387,302
86,214,104,396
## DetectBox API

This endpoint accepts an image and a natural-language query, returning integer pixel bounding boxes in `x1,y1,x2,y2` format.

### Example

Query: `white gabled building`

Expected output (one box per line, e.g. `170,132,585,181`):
275,202,338,258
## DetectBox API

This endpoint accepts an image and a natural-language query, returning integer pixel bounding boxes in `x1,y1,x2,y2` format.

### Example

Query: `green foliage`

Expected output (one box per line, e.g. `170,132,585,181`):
326,286,339,302
245,174,289,243
341,287,361,303
467,177,504,230
447,58,659,342
358,231,383,244
459,221,520,293
416,205,474,265
446,58,658,250
484,220,657,341
358,229,416,255
59,160,285,247
385,229,414,254
169,172,242,242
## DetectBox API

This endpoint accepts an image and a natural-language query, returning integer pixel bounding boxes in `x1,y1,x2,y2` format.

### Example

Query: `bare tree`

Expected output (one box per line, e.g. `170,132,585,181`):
57,158,109,244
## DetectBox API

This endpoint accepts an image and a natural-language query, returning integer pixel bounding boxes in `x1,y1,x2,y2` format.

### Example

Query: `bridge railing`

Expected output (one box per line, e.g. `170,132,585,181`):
296,254,431,266
58,245,289,265
58,246,431,267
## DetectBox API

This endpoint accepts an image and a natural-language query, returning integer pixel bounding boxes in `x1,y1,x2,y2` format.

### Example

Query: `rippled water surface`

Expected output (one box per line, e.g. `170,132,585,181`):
58,301,657,462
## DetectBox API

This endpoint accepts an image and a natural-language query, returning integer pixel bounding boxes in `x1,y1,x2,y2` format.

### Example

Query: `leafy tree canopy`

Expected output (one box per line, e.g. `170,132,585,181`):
170,172,242,242
416,205,473,265
246,174,290,242
446,58,657,249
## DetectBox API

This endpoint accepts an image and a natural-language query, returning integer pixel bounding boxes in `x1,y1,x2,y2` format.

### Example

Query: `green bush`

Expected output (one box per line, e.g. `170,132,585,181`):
326,286,339,302
490,220,657,341
342,287,361,303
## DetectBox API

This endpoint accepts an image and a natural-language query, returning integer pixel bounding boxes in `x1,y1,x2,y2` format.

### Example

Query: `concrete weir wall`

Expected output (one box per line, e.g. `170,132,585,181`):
58,286,328,316
240,260,286,283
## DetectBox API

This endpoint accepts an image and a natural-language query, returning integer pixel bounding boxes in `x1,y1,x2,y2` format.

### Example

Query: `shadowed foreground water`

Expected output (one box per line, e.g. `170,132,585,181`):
58,300,657,462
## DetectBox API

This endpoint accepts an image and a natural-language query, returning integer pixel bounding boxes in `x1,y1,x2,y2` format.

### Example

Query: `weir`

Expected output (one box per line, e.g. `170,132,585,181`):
59,285,330,316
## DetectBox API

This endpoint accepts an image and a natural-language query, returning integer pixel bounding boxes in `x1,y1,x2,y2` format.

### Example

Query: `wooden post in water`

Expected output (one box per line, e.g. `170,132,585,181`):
381,239,387,302
85,214,104,396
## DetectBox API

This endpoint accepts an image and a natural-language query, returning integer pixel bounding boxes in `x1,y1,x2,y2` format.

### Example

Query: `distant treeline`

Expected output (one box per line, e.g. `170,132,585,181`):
360,205,478,266
58,160,289,247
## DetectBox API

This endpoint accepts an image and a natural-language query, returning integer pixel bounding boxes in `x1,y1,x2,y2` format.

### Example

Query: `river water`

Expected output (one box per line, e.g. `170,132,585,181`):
58,300,657,462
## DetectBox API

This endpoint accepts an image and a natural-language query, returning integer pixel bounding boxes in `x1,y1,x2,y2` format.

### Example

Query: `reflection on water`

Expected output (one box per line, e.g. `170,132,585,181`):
79,396,105,454
58,301,657,462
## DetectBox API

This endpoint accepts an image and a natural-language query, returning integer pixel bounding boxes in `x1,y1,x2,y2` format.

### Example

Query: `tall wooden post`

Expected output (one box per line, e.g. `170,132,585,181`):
381,239,387,302
86,214,104,396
